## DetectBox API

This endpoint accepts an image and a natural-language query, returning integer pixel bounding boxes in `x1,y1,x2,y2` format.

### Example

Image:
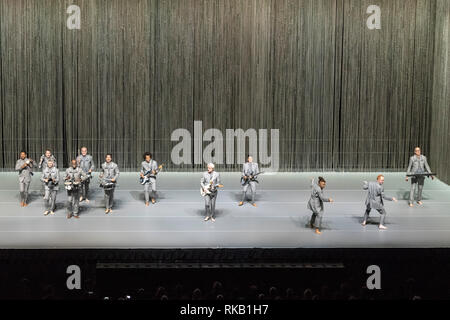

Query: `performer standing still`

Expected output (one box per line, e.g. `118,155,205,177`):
362,175,397,230
307,177,333,234
41,160,59,215
406,147,434,207
140,152,160,206
77,147,95,203
15,151,36,207
100,154,119,214
238,156,259,207
65,160,87,219
201,163,221,222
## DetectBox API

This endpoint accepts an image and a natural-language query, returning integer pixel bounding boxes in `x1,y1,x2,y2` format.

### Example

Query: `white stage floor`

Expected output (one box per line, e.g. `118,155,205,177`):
0,172,449,249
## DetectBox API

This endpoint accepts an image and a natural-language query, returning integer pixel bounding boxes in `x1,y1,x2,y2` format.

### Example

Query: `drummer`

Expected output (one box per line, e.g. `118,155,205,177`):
65,159,87,219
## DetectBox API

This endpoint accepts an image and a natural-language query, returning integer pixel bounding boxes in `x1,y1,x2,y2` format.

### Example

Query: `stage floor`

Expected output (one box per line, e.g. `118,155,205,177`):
0,172,449,249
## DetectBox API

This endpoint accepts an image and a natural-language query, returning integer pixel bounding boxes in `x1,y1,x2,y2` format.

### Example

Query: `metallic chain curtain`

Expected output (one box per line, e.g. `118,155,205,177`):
0,0,440,172
430,0,450,184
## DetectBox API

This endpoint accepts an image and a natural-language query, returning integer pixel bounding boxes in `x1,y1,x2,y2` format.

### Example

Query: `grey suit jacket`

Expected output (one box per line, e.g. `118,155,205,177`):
406,155,432,175
363,181,393,209
201,171,221,192
15,158,36,183
140,160,158,178
41,167,60,190
242,162,259,177
77,154,95,173
101,162,120,181
65,167,87,182
307,179,330,213
39,155,57,169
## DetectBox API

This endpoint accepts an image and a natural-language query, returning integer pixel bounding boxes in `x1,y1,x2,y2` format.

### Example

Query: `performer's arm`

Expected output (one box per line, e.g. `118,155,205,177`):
89,157,95,172
38,155,44,169
54,169,60,184
15,160,24,171
406,157,413,178
113,166,120,181
362,181,369,190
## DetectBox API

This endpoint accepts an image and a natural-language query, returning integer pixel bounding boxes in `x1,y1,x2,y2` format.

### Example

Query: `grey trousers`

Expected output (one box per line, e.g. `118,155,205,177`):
409,176,425,204
104,188,115,209
204,193,217,218
44,187,57,211
310,210,323,229
67,188,81,215
363,206,386,226
19,182,30,203
81,179,90,199
144,178,157,202
241,181,257,203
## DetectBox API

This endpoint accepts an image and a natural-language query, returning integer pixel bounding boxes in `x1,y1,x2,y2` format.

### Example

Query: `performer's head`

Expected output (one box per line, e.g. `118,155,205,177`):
20,151,27,159
318,176,326,189
377,174,385,185
105,154,112,163
143,152,152,162
71,159,77,168
47,160,54,168
247,155,253,163
45,149,52,157
414,147,421,156
207,163,215,173
81,147,88,156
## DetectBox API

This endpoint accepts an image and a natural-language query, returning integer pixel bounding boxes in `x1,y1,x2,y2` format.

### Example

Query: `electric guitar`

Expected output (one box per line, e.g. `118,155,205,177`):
200,181,224,197
240,171,264,186
140,164,164,185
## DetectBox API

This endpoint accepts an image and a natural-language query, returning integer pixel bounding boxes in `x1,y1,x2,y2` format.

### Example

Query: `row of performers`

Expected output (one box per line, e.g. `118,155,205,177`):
15,147,434,232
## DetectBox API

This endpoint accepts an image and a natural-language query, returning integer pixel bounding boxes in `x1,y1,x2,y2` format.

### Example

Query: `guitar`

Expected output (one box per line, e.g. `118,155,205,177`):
240,171,264,186
140,164,164,185
200,181,224,197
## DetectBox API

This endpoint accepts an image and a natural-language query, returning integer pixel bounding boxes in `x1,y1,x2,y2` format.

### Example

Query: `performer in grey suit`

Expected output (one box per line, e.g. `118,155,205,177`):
307,177,333,234
362,175,397,230
239,156,259,207
140,152,160,206
406,147,434,207
15,151,36,207
38,149,57,171
76,146,95,203
41,160,59,215
65,159,87,219
201,163,221,222
100,154,119,214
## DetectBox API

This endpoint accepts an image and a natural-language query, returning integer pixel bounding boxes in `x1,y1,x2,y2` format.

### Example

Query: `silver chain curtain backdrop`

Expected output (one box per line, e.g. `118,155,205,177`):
0,0,447,179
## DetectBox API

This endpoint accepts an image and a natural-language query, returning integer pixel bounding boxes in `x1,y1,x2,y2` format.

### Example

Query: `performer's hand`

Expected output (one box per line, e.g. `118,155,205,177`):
140,173,144,178
393,197,398,202
329,198,334,202
405,177,409,182
152,170,156,174
44,179,48,183
111,178,115,182
431,176,435,180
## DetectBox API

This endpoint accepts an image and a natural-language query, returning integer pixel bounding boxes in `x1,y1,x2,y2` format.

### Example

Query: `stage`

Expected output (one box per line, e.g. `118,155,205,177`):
0,172,449,249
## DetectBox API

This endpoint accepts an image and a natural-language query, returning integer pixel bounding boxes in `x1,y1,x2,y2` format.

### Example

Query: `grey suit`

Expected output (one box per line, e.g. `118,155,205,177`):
15,158,36,204
363,181,394,226
307,179,330,229
140,159,158,202
41,167,60,212
241,162,259,203
101,162,120,209
77,154,95,199
65,167,87,216
201,171,221,218
39,154,57,170
406,155,432,204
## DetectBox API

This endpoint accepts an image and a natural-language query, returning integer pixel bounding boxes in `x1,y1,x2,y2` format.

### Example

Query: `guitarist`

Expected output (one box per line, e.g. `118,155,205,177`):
406,147,434,207
239,155,259,207
140,152,160,206
77,146,95,203
100,154,120,214
201,163,221,222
